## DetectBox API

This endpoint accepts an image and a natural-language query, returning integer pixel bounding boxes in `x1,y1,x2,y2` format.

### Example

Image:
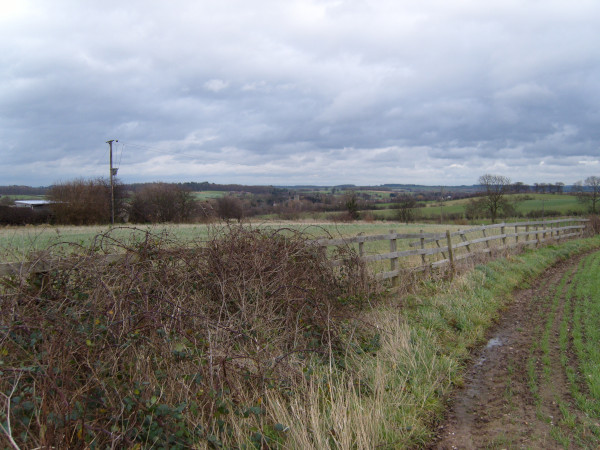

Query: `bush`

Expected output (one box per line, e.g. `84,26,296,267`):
0,196,14,206
129,183,201,223
215,195,244,221
0,205,52,225
48,178,125,225
524,209,560,219
0,226,378,448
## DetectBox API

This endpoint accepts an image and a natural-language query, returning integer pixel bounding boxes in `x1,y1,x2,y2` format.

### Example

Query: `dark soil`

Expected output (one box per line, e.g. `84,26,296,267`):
429,254,594,449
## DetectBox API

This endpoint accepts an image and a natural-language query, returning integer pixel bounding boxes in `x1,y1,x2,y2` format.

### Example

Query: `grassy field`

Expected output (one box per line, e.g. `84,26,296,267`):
1,194,47,200
524,249,600,446
191,190,228,200
0,221,460,262
413,194,586,220
514,194,585,215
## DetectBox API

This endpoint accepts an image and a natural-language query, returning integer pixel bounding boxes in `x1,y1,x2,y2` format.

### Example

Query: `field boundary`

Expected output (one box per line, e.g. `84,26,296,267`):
315,218,588,285
0,218,589,281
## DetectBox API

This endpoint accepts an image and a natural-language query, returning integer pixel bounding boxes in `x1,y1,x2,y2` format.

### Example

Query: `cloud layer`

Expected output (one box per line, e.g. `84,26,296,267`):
1,0,599,186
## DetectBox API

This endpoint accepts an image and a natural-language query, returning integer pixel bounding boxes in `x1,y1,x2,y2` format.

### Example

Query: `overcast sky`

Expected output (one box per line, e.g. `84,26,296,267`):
1,0,599,187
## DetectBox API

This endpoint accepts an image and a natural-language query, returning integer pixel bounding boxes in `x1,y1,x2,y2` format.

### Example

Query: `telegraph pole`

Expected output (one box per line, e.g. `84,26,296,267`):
106,139,118,224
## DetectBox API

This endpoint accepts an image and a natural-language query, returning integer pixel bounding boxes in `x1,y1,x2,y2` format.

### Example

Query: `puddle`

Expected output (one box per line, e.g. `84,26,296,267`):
486,337,503,348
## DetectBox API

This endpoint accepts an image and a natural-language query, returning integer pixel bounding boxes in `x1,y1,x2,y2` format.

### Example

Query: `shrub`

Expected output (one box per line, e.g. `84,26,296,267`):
215,195,244,221
525,209,561,219
0,205,52,225
48,177,125,225
129,183,200,223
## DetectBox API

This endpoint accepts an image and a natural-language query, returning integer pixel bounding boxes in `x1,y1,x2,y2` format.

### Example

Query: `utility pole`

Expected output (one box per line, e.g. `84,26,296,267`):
439,186,445,224
106,139,118,224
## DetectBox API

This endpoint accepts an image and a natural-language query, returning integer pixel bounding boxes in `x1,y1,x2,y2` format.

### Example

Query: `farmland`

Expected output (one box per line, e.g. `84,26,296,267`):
1,217,599,447
436,248,600,448
0,221,460,262
407,194,586,221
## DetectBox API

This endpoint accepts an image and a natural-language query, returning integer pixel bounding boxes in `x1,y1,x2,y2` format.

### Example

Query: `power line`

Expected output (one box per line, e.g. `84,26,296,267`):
116,142,125,169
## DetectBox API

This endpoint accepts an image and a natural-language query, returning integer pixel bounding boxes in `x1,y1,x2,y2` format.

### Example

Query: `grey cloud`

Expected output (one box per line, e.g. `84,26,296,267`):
1,0,600,186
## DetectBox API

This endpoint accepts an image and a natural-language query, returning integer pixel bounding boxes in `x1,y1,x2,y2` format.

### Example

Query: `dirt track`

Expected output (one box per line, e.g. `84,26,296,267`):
429,254,597,449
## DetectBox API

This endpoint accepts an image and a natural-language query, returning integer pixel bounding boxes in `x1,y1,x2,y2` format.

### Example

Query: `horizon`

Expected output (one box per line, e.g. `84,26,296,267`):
0,180,584,191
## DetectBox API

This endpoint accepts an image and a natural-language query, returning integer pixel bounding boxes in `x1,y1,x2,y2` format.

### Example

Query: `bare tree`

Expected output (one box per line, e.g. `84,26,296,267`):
478,174,512,223
512,182,527,193
344,192,360,220
49,177,125,225
574,176,600,214
555,182,565,194
216,195,244,221
129,183,198,223
395,195,417,224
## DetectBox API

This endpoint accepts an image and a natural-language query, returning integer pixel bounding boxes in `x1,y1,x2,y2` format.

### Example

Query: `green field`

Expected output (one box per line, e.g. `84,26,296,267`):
514,194,585,214
191,190,227,200
1,194,47,201
410,194,586,220
523,249,600,446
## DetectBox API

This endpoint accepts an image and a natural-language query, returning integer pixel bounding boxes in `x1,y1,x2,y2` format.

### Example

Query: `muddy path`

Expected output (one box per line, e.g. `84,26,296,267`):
429,253,598,449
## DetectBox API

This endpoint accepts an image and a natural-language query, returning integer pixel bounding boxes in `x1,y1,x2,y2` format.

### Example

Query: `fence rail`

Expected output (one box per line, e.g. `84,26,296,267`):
314,218,589,285
0,219,589,281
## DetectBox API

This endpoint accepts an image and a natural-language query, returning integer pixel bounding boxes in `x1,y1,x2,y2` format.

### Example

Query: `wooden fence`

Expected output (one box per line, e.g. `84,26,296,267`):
0,218,589,281
314,218,589,286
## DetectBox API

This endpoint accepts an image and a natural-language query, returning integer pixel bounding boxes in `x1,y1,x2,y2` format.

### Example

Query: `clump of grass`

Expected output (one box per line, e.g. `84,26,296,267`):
0,225,379,448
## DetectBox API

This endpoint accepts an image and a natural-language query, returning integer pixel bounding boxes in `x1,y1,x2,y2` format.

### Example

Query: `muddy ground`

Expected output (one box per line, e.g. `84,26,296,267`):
429,254,598,449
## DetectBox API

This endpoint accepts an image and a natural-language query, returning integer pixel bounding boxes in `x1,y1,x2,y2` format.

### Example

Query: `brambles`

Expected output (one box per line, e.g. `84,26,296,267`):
0,225,378,448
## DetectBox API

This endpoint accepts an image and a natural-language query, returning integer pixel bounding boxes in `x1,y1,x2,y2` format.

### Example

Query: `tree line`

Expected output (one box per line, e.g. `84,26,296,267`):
470,174,600,223
1,175,599,226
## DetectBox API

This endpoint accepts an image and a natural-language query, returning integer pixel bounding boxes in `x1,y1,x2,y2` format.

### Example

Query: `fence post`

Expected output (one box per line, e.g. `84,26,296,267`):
357,232,366,281
358,232,364,258
526,225,530,246
436,239,447,259
542,220,547,242
446,230,455,276
459,230,471,254
515,224,519,244
501,224,506,247
536,225,540,247
419,229,426,265
482,228,490,250
390,229,398,288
